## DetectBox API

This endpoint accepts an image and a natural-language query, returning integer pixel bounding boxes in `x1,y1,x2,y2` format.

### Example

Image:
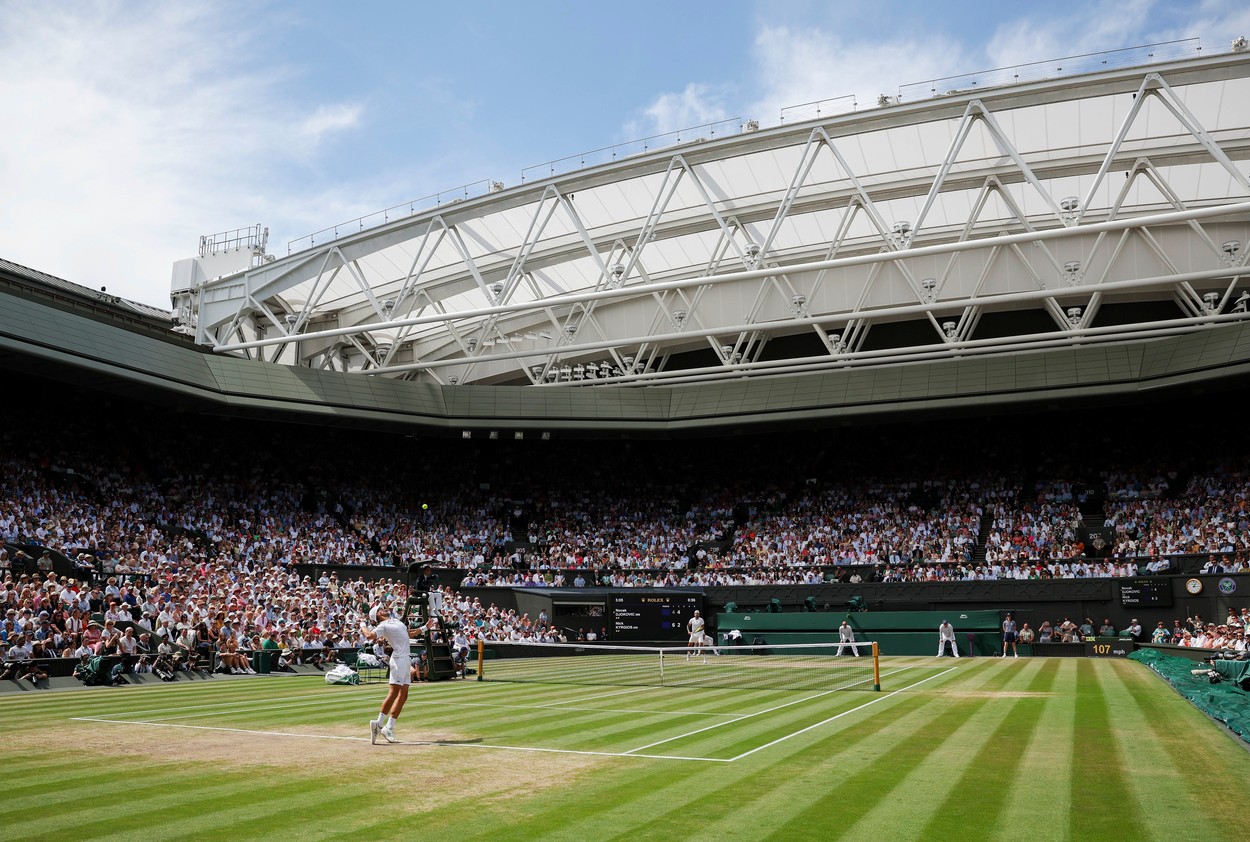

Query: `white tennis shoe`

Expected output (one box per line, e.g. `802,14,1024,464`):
382,727,397,744
370,720,380,745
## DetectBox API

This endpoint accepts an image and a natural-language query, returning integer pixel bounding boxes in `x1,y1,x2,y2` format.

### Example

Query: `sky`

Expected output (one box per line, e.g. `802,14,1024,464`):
1,0,1247,308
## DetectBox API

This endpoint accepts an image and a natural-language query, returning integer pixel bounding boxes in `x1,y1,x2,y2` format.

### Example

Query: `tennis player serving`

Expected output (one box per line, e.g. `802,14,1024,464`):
360,603,423,744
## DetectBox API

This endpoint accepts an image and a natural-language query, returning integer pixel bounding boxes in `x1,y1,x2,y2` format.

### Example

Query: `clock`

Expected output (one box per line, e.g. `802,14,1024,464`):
1185,578,1203,594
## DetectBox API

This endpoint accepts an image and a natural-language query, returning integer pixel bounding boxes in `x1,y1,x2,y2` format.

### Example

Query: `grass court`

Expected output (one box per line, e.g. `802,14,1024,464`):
1,655,1245,840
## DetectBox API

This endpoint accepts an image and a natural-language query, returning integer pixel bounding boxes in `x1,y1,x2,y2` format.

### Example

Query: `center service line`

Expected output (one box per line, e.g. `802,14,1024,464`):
727,665,961,762
621,666,916,755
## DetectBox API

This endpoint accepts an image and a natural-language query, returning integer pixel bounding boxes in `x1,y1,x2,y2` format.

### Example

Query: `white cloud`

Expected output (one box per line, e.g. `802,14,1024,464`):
984,0,1250,71
1152,0,1250,48
631,1,1250,142
985,0,1159,66
0,2,369,305
299,103,364,144
748,25,970,122
624,27,970,144
624,83,732,138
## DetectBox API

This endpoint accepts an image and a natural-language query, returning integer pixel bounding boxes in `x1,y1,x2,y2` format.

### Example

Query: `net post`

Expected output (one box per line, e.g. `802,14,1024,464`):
872,642,881,691
476,638,484,681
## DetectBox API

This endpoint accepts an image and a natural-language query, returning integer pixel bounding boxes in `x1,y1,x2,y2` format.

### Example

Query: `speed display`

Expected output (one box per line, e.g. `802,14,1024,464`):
609,592,704,641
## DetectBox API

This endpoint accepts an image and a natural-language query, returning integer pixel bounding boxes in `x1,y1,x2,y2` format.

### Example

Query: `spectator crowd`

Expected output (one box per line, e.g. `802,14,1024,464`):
4,392,1250,677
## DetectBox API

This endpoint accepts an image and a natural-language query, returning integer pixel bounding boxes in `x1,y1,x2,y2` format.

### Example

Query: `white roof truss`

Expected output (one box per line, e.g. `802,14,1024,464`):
181,52,1250,387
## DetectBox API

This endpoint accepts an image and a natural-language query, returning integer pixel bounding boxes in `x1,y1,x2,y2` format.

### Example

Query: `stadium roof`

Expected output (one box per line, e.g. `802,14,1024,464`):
0,257,174,325
178,45,1250,392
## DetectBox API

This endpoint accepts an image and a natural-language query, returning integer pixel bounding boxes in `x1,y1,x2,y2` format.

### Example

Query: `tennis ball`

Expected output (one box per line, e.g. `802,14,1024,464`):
421,503,429,510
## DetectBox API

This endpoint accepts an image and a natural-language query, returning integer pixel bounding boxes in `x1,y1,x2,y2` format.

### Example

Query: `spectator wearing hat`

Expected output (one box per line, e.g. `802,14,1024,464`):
4,634,32,663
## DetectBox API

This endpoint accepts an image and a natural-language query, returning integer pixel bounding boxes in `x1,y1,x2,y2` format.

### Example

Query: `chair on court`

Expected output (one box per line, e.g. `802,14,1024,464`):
354,649,387,684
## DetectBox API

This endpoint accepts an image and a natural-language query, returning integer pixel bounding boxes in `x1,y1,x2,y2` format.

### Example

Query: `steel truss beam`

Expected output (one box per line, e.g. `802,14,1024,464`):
189,56,1250,387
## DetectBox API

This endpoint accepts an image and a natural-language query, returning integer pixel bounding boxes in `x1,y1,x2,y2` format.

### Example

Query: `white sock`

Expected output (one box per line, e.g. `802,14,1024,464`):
386,716,396,729
376,712,387,725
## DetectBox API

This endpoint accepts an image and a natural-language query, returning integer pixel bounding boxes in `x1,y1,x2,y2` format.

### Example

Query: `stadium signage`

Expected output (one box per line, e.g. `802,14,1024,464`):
1085,638,1133,658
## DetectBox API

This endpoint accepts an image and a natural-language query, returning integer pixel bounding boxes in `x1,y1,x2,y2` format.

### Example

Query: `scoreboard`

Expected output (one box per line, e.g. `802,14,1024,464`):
1119,578,1172,607
609,592,704,641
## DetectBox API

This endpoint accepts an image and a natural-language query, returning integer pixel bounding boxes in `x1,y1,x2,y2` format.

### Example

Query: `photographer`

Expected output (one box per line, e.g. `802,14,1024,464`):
152,651,178,681
72,653,96,684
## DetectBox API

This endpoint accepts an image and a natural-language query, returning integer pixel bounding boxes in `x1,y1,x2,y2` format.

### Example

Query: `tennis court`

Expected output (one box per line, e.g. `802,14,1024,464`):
2,656,1246,841
65,654,950,763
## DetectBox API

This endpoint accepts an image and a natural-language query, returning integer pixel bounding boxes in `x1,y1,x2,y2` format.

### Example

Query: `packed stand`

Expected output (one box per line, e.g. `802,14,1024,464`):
5,379,1250,683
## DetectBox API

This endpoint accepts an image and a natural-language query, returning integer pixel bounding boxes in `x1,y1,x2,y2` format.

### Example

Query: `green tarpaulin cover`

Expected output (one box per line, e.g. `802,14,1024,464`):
1130,649,1250,743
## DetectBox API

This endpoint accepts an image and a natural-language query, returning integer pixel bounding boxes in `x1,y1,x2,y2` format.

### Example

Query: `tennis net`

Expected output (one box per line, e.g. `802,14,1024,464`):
476,640,881,691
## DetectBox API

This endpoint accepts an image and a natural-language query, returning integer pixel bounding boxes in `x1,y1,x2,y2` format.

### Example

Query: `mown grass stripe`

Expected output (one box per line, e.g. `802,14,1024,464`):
160,789,374,842
700,660,990,762
0,754,127,782
3,772,272,837
990,658,1076,837
641,664,956,760
755,659,1032,839
516,712,682,749
919,658,1061,839
1118,658,1250,776
561,664,986,841
1100,660,1233,841
835,671,1041,839
1070,659,1147,840
775,700,996,838
587,693,953,842
6,654,1249,840
1,764,207,809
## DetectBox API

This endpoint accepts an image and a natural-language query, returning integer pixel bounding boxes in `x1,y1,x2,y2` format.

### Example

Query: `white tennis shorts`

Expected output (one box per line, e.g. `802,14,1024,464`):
388,655,412,686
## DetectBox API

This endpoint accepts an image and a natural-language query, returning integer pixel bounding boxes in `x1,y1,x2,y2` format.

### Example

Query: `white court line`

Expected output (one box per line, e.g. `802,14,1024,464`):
74,688,366,720
71,717,372,742
73,677,485,721
105,696,741,724
368,697,741,718
88,689,745,719
727,665,960,761
419,742,731,763
621,665,915,755
0,671,349,704
68,717,729,762
69,665,951,765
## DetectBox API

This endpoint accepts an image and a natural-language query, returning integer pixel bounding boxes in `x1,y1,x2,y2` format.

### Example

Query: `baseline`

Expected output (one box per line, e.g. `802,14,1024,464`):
67,717,729,763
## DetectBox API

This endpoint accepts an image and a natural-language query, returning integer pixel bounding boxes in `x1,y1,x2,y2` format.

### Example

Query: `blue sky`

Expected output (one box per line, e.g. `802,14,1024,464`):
1,0,1246,306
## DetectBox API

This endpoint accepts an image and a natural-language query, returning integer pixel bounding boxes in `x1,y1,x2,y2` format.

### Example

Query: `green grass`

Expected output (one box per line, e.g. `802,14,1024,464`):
1,657,1245,841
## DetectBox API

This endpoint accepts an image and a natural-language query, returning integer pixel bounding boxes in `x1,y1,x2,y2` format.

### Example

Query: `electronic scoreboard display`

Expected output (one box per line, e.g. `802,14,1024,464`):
609,592,704,641
1119,578,1172,607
